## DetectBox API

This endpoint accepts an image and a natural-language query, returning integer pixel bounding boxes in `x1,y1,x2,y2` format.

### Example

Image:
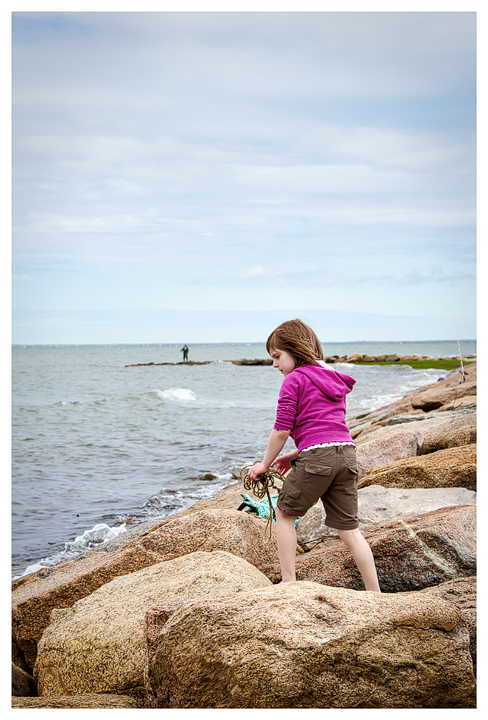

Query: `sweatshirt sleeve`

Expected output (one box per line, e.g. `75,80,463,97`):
273,374,299,432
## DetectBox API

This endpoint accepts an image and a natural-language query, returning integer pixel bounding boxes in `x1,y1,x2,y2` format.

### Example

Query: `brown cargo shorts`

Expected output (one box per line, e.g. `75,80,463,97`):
276,445,359,530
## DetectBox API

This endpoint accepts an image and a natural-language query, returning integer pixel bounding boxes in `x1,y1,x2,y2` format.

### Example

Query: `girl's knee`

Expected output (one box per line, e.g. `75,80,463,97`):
337,527,364,548
337,526,360,538
275,506,298,523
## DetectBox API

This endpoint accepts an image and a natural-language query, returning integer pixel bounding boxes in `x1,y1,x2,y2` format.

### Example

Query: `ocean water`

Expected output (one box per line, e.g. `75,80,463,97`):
11,340,475,579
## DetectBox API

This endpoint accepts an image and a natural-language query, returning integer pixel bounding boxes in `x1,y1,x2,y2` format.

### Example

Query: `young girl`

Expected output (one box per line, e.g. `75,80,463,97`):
247,319,381,592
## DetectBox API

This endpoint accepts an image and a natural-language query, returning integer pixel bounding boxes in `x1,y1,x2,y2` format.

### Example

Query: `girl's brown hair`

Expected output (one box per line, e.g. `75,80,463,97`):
266,319,324,367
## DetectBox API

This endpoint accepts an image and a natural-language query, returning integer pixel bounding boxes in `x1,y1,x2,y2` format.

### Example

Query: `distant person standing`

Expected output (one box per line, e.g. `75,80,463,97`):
181,345,189,362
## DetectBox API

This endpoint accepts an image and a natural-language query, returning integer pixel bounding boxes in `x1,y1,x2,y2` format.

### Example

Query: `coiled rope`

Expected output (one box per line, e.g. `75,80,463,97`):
240,463,286,541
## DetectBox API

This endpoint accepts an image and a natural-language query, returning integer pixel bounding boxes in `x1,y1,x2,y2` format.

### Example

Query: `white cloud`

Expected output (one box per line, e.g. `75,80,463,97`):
240,265,281,280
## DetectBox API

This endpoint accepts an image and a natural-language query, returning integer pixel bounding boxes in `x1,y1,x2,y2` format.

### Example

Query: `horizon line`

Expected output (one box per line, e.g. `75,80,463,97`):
12,339,477,348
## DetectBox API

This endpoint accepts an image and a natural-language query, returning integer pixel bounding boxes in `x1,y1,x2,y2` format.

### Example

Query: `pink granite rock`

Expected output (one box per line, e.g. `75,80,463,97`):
262,505,476,593
411,380,476,412
421,413,476,453
358,445,476,491
421,577,476,673
145,582,475,708
356,428,424,478
33,551,272,706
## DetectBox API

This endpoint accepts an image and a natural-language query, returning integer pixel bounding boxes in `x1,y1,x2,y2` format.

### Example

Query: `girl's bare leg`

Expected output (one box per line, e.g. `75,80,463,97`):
337,528,381,592
275,507,299,582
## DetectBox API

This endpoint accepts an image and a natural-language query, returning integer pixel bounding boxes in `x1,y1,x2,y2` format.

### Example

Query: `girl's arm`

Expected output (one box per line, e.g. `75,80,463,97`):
246,429,290,481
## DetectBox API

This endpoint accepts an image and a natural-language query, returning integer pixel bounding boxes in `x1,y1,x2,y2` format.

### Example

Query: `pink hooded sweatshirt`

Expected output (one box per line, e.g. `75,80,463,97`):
273,364,356,452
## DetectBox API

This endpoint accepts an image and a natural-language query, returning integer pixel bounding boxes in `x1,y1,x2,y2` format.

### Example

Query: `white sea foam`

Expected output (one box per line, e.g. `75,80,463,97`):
14,522,128,579
66,522,127,551
156,387,197,402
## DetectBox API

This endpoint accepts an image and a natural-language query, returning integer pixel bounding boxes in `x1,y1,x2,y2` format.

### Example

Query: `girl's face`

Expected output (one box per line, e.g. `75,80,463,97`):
269,347,296,376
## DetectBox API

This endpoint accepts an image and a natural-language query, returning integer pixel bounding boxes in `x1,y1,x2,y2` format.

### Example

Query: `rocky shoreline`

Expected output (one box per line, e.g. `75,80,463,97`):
12,363,477,708
125,353,474,367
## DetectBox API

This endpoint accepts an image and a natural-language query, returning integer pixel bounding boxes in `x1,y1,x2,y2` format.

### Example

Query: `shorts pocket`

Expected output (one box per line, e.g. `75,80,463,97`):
304,463,333,475
283,480,302,498
343,447,358,474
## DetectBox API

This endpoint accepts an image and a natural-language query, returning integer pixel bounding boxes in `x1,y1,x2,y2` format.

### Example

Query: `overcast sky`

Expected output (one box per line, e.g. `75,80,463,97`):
11,7,477,344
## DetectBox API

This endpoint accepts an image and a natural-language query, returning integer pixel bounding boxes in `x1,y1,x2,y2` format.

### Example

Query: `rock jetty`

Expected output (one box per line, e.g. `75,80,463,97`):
125,359,274,366
12,363,477,708
125,354,474,367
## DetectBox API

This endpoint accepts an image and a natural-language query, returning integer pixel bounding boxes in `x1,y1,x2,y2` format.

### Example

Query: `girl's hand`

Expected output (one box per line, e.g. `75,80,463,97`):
246,462,268,482
271,452,296,475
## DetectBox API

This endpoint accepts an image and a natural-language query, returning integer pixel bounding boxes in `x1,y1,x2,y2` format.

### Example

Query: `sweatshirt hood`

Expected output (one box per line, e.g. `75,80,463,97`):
294,364,355,402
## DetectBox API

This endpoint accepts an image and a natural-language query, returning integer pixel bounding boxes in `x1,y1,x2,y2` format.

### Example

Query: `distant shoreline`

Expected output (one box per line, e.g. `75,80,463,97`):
125,355,476,370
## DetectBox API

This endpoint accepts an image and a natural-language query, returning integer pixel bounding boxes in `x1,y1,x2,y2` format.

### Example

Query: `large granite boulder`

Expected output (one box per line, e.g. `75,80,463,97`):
12,509,277,669
356,485,476,525
421,413,477,454
421,577,477,674
358,445,476,491
296,485,476,549
352,407,475,445
145,581,475,708
263,505,476,592
12,543,157,670
411,380,476,412
33,551,271,706
356,428,424,478
123,509,279,568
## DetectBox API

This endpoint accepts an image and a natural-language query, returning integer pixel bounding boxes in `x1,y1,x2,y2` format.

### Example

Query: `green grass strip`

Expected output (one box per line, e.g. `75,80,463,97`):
360,359,476,370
